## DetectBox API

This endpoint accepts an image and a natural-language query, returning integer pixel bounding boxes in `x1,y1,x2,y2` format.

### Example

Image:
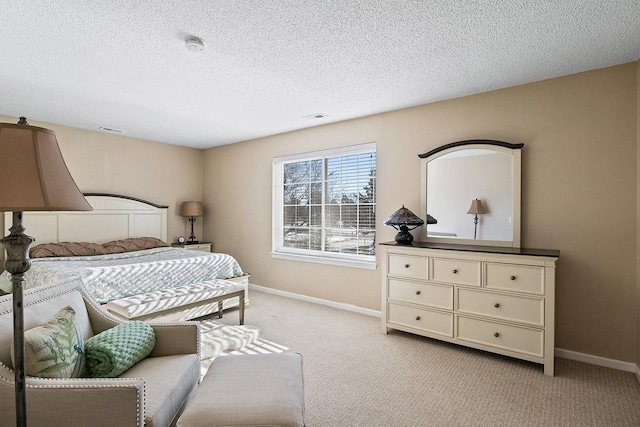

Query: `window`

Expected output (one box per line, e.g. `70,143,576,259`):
272,143,376,269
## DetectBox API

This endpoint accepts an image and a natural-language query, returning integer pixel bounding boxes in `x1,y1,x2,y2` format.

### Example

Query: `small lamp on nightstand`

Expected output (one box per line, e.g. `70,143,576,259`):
180,201,204,243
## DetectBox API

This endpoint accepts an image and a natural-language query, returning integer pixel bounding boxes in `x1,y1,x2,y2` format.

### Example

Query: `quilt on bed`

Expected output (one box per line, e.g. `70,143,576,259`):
8,247,244,303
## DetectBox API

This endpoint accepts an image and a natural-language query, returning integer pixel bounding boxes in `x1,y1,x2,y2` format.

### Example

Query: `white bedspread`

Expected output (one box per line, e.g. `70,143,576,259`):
10,247,244,303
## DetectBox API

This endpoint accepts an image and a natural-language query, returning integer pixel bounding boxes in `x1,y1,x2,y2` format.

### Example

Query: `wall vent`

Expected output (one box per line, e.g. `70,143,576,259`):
97,126,126,134
303,113,328,120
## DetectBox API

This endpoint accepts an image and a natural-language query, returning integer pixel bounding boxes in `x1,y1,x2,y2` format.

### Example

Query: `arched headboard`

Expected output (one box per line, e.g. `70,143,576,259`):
4,193,168,245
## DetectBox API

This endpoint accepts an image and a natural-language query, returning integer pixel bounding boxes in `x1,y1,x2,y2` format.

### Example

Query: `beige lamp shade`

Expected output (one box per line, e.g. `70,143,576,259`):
1,119,91,427
180,201,204,217
467,199,486,215
0,123,92,212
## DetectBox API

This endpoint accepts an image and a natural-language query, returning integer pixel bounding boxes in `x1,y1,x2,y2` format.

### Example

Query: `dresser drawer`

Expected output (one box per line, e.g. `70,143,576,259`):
388,279,453,310
388,254,429,280
388,303,453,337
485,263,545,295
457,289,544,326
456,316,543,358
432,258,481,287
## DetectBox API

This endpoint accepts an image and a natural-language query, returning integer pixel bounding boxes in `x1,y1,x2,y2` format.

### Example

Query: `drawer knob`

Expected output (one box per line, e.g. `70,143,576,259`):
493,332,500,338
494,303,500,308
415,290,421,296
404,264,410,269
510,275,516,280
452,269,458,274
415,316,421,321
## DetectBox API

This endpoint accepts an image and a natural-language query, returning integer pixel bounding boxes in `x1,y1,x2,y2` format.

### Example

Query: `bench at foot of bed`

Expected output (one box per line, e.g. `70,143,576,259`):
104,276,249,322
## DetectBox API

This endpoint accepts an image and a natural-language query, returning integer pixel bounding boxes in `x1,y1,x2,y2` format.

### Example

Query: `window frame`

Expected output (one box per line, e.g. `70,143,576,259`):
271,142,377,270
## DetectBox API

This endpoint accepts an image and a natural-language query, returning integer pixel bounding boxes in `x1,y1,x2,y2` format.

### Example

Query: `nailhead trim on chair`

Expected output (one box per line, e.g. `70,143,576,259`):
0,280,78,316
3,279,203,357
2,278,201,425
2,279,145,425
1,365,145,425
79,288,203,353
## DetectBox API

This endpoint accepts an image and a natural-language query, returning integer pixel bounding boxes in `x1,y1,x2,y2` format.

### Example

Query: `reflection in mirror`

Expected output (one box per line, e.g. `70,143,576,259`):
419,140,523,247
428,149,512,240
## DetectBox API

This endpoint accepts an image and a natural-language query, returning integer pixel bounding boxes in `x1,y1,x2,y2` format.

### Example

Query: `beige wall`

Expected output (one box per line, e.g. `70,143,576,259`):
2,63,637,363
0,115,203,248
204,62,639,362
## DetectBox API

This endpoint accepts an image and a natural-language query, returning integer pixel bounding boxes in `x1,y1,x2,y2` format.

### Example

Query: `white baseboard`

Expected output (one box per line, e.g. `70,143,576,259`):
249,284,640,380
249,284,382,318
554,348,639,375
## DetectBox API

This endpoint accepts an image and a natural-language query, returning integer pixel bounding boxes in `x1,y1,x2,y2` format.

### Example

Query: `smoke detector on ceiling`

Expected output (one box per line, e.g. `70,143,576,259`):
185,36,205,52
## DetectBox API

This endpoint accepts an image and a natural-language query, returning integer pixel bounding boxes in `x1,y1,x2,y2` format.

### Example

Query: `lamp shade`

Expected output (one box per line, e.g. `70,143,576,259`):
180,201,204,217
384,205,424,245
0,123,92,212
467,199,486,215
384,205,424,227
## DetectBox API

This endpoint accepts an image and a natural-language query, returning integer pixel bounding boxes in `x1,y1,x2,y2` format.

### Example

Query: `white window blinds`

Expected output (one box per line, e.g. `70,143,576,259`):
273,143,376,269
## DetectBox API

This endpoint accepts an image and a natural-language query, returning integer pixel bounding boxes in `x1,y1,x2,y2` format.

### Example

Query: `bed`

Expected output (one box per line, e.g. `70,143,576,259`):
1,194,250,321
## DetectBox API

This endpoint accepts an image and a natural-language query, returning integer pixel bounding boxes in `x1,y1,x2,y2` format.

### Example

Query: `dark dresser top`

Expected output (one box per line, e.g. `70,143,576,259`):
379,241,560,258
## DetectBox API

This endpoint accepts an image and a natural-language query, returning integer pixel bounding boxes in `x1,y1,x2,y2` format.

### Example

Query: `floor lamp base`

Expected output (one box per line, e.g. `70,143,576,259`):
1,212,34,427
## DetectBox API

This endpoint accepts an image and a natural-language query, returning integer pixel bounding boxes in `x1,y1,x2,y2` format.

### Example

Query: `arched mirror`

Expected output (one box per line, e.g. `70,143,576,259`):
419,140,523,248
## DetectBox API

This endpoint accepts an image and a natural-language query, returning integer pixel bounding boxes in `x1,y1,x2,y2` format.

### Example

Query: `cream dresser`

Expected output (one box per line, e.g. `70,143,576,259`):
380,241,559,376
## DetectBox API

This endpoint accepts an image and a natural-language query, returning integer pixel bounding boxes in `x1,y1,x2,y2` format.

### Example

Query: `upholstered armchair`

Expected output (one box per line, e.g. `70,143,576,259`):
0,279,201,426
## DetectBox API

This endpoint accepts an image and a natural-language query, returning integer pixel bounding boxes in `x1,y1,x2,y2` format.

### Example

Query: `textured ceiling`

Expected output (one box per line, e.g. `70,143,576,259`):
1,1,639,149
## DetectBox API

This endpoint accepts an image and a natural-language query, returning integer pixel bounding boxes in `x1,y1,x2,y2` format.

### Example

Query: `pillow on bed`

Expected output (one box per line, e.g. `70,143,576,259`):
15,306,86,378
101,237,168,254
30,242,109,258
85,321,156,378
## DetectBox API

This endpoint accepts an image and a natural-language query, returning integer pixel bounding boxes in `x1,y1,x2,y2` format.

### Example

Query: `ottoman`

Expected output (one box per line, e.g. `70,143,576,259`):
177,353,305,427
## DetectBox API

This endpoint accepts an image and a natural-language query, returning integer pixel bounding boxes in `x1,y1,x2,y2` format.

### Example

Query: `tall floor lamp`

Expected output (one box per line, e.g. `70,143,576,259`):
0,118,92,427
467,198,486,239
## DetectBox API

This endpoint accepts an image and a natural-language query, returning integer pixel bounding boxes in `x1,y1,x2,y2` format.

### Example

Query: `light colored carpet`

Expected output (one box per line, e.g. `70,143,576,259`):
210,289,640,427
199,320,262,359
199,319,288,376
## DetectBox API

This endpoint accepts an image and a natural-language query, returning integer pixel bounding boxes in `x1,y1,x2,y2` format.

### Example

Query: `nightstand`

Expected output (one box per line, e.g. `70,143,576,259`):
171,242,213,252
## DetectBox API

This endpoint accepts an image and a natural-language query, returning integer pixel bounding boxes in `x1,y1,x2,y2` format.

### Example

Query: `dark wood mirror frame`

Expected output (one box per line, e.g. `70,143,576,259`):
418,140,524,248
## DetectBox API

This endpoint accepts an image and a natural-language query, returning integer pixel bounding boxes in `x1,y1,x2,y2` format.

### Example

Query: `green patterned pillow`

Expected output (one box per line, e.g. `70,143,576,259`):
16,306,86,378
0,275,12,294
85,321,156,378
